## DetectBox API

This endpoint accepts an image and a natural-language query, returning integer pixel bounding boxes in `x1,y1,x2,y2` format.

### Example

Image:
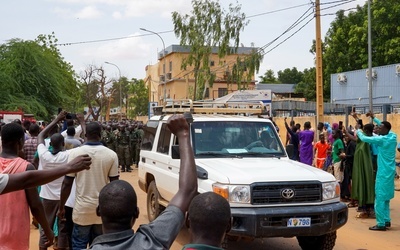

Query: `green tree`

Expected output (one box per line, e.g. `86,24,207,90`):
227,49,263,90
277,67,303,83
128,78,149,117
295,67,316,101
259,69,279,83
317,0,400,99
0,33,78,120
172,0,249,100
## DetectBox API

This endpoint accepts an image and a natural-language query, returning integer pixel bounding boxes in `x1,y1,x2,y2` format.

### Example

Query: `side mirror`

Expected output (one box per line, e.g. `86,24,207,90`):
286,144,294,159
171,145,180,159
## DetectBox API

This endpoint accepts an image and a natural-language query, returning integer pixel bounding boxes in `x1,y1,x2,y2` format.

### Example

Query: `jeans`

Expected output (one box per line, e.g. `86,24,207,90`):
72,223,102,250
58,206,73,249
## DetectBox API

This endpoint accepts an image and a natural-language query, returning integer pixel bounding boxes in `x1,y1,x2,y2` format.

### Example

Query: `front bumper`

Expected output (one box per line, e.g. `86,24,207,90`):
229,202,348,238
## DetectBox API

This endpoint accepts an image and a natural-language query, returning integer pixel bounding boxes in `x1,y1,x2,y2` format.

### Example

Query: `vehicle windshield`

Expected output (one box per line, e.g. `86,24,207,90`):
191,121,285,158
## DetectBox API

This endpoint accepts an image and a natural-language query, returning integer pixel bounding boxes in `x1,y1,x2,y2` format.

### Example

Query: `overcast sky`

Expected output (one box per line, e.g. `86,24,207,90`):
2,0,364,81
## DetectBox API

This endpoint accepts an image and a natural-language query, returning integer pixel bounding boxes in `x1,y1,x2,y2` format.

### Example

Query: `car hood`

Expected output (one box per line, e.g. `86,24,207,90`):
196,157,336,184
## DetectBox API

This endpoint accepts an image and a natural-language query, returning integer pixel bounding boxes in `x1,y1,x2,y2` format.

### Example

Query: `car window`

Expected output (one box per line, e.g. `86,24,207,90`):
192,121,284,158
141,120,158,151
157,123,171,154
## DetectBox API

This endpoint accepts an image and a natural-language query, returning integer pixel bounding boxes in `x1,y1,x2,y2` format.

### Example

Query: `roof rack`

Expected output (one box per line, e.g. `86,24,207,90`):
153,99,267,115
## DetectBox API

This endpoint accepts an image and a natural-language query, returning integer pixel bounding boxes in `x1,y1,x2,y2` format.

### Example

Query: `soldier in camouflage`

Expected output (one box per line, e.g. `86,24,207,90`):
133,123,144,167
116,124,132,172
128,124,138,167
102,125,116,152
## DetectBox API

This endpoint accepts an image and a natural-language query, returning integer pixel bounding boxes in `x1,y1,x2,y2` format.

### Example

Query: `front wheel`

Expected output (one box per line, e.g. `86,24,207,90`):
146,181,164,221
297,231,337,250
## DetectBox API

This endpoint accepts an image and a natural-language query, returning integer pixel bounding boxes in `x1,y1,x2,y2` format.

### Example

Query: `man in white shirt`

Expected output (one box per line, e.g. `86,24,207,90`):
59,121,119,250
37,111,72,250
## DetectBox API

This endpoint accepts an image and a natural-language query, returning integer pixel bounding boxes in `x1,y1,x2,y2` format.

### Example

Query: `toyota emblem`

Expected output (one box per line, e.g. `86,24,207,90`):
281,188,295,199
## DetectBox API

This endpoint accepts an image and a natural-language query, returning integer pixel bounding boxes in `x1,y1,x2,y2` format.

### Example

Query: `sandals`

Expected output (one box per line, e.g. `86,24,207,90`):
368,210,376,218
347,202,358,208
356,212,369,218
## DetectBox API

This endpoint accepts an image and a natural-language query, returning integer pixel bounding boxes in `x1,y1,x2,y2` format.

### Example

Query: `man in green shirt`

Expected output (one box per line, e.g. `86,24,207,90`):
332,129,344,183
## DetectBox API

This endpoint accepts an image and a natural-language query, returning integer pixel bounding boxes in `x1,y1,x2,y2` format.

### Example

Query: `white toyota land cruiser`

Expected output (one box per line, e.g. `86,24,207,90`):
138,102,348,250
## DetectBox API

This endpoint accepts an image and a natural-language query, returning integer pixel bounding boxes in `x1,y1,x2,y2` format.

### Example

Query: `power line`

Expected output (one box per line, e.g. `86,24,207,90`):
208,3,315,75
247,3,312,18
141,4,317,80
262,17,314,56
178,1,356,86
320,0,356,5
55,30,174,46
174,1,355,82
320,0,356,11
206,6,314,77
257,0,356,55
56,3,314,47
258,6,314,52
319,7,358,16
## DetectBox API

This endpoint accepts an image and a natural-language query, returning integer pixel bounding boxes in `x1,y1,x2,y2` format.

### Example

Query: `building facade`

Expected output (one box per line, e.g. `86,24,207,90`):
144,45,257,104
331,63,400,106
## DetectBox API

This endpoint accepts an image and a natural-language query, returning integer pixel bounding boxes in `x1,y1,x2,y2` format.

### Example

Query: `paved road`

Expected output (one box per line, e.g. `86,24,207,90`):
30,169,400,249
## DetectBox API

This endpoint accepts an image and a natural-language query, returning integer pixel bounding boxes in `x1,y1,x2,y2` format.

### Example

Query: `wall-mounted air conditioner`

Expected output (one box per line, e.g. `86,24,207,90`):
337,73,347,84
159,75,165,82
395,65,400,76
366,69,377,79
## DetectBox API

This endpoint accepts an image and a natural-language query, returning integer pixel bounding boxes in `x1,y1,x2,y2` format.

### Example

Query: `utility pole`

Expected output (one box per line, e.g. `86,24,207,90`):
367,0,373,114
315,0,324,124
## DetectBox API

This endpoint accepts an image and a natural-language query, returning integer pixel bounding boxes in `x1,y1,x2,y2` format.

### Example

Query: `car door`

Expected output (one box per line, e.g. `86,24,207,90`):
153,123,178,201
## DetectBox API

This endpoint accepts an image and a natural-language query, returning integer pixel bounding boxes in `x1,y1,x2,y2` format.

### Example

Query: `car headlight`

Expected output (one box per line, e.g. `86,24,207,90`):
212,183,250,203
322,181,340,200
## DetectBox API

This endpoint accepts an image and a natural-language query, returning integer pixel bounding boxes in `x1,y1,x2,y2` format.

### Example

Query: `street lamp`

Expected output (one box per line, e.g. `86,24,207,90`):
105,61,122,121
140,28,167,105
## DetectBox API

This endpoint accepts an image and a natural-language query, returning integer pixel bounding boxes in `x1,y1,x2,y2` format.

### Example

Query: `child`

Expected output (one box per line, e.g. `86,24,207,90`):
313,133,331,169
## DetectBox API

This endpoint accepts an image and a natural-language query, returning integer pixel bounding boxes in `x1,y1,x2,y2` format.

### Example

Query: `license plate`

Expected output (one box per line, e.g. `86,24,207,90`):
287,217,311,227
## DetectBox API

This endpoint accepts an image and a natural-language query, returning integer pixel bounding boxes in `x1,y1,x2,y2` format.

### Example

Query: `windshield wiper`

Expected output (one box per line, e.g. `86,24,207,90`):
196,152,232,157
242,152,282,159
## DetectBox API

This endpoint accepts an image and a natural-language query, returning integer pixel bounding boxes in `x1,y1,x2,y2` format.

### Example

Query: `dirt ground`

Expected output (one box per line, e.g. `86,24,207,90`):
29,170,400,250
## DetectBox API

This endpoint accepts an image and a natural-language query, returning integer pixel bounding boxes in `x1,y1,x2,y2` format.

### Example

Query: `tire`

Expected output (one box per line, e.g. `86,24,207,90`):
297,231,337,250
147,181,163,222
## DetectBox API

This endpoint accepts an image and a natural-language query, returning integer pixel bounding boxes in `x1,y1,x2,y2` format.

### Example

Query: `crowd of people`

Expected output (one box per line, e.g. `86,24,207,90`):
0,108,399,250
0,112,230,250
284,112,398,231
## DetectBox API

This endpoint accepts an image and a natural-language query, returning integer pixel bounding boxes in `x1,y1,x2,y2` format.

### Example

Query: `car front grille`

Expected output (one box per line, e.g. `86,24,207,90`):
251,181,322,205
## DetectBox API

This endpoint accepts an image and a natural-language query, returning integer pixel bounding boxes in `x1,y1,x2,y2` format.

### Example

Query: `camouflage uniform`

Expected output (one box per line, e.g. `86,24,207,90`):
133,126,144,166
129,126,139,166
102,128,116,152
116,127,131,172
